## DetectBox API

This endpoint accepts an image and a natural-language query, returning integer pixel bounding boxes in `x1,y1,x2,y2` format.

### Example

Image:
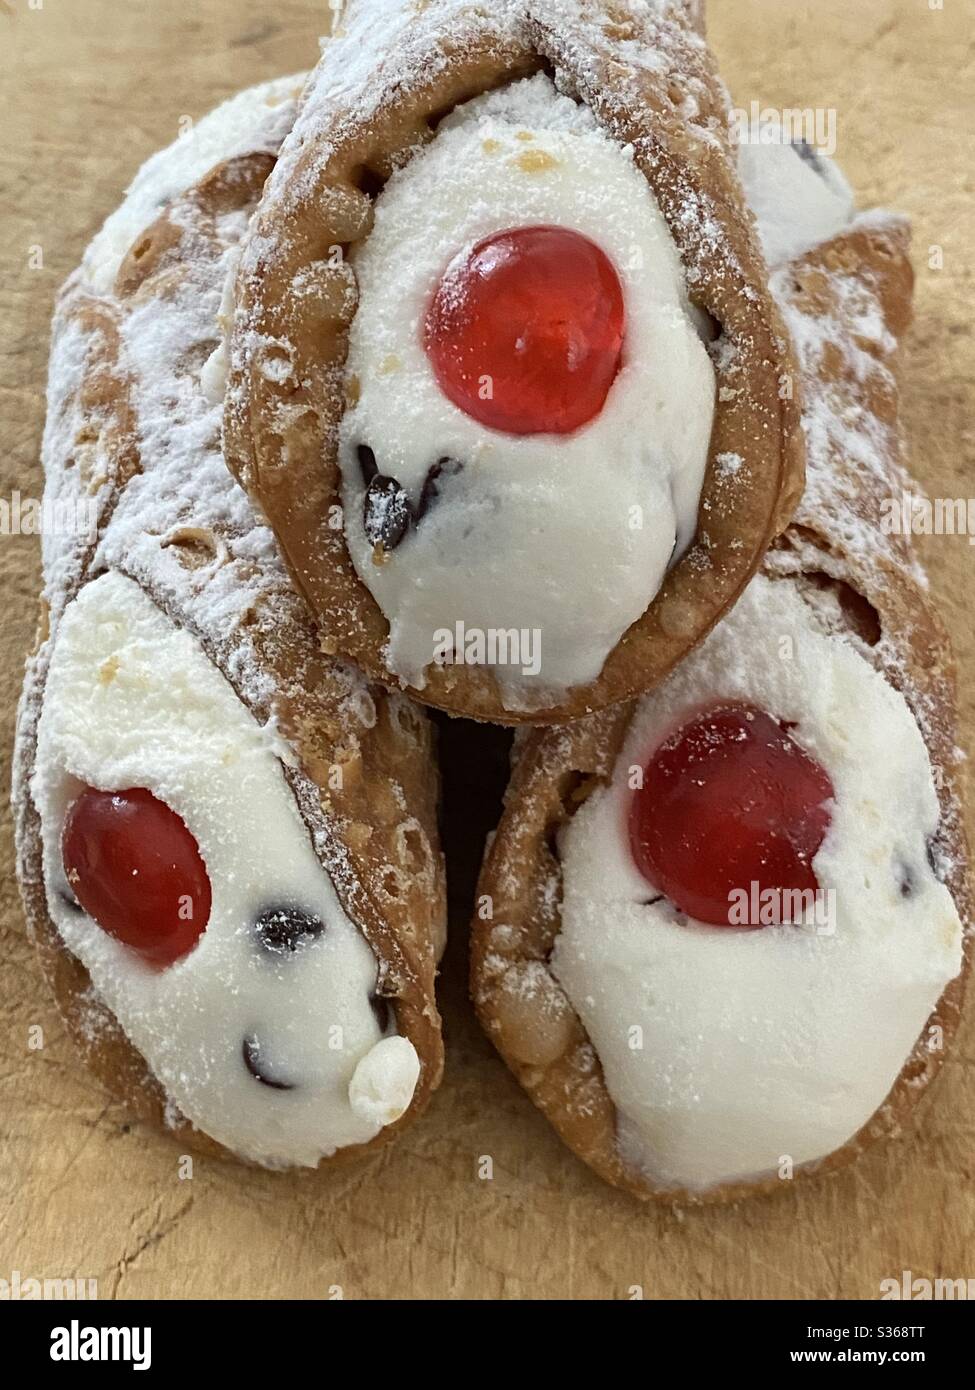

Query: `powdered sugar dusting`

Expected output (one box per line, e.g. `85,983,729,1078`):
84,75,305,294
771,212,921,586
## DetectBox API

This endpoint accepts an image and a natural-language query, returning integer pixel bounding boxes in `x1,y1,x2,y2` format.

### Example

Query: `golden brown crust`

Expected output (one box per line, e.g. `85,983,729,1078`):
225,0,804,724
14,149,447,1167
470,223,971,1202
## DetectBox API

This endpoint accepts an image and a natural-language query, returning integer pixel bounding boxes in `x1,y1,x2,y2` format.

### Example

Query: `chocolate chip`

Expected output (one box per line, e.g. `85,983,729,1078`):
254,906,325,955
895,862,916,899
357,443,379,485
415,456,463,525
370,995,392,1033
363,474,412,551
926,837,943,880
793,139,828,181
242,1035,295,1091
355,446,463,551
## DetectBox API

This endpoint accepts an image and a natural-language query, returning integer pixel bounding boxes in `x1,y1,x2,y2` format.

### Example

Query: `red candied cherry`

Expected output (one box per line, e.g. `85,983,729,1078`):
62,786,211,967
423,225,625,436
628,703,834,928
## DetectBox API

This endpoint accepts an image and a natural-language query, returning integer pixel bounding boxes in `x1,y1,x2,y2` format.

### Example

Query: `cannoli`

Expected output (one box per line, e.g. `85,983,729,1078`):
225,0,804,724
13,78,446,1169
471,140,970,1200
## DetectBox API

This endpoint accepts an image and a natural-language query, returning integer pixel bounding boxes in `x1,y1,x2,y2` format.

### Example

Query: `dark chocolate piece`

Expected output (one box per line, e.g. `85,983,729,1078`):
370,995,392,1034
926,836,944,882
415,456,463,525
895,861,917,899
242,1035,295,1091
793,139,828,181
255,906,325,954
363,474,412,551
355,446,464,550
357,443,379,484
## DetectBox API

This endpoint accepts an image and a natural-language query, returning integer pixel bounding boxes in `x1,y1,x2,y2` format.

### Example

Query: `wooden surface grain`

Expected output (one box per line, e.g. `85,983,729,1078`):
1,0,973,1300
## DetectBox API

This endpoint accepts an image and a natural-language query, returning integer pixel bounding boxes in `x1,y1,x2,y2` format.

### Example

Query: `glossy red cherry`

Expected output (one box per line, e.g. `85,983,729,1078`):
62,786,211,967
423,225,625,436
629,704,834,928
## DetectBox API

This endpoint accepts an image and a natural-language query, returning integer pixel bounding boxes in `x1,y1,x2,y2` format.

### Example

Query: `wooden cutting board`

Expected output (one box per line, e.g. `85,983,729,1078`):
1,0,972,1300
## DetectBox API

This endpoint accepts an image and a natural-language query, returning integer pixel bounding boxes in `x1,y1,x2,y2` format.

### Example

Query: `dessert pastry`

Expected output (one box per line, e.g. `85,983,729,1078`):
13,78,446,1169
225,0,804,723
471,140,970,1199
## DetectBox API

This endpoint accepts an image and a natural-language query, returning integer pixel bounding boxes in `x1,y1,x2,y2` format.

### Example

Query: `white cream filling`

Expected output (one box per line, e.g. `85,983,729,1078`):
737,121,854,267
348,1034,421,1127
553,576,964,1191
340,73,715,709
32,572,419,1168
